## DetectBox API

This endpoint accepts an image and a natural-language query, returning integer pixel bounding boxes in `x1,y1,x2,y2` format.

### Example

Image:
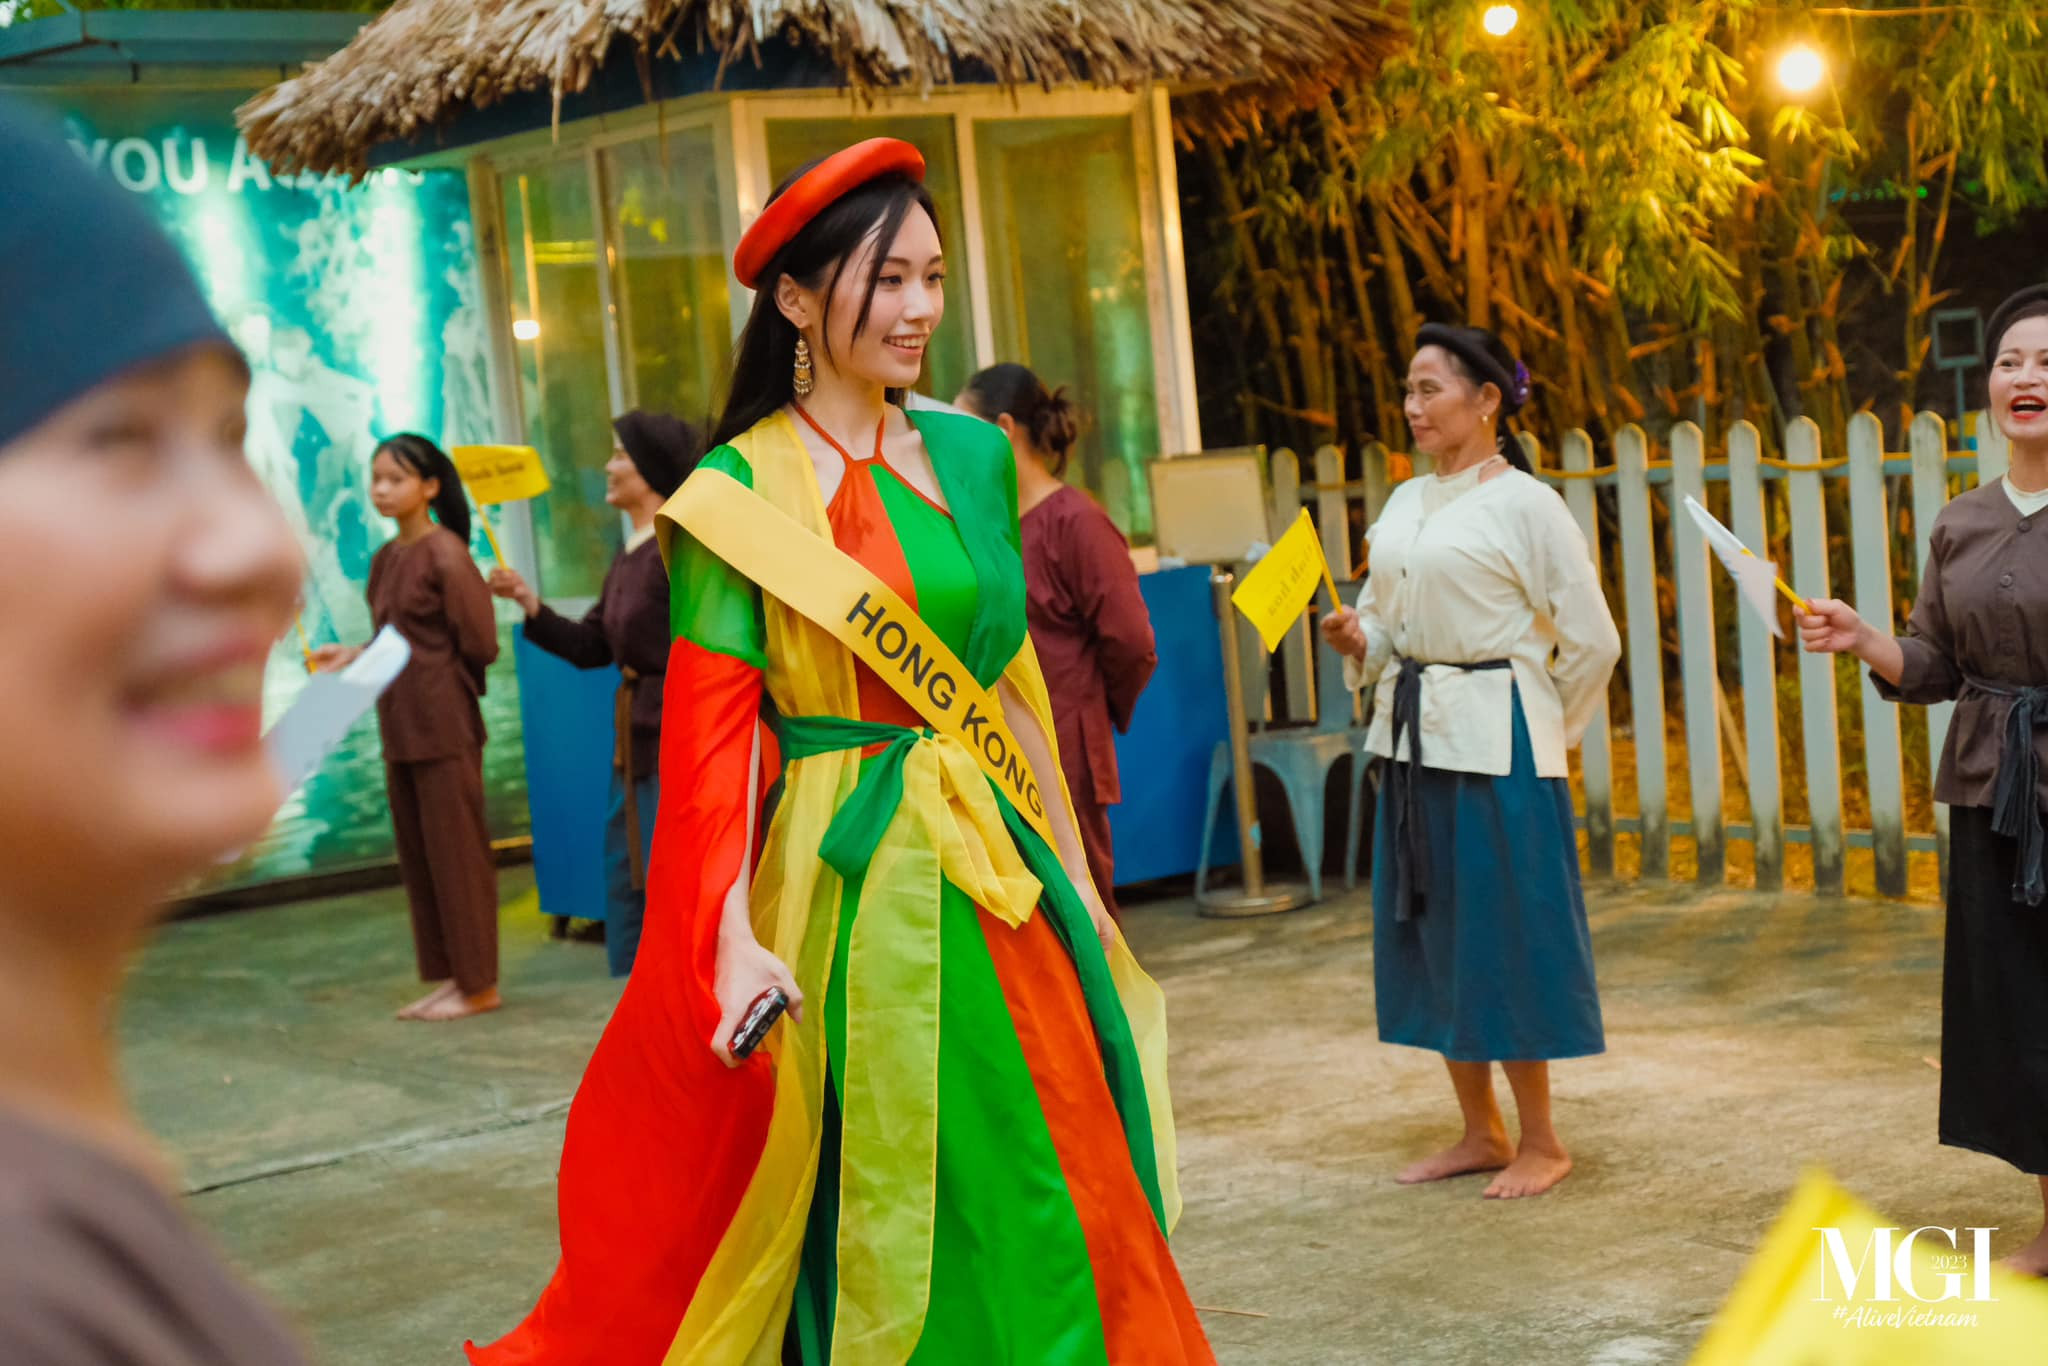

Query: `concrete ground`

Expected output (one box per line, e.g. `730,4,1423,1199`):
124,872,2039,1365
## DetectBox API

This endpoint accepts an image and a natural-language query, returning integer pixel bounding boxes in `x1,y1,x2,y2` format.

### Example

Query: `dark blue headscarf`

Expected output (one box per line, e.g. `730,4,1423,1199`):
0,95,234,450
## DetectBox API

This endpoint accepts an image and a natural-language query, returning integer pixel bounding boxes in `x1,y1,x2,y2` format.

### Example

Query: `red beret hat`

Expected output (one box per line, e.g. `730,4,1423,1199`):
732,137,927,291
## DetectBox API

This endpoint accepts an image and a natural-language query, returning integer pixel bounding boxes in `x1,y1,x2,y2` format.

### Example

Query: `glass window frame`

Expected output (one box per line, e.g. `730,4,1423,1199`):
733,90,1187,442
483,106,729,590
468,88,1200,559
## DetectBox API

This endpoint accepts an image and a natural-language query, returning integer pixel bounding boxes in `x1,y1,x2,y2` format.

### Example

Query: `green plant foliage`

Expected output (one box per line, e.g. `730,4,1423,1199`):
1185,0,2048,460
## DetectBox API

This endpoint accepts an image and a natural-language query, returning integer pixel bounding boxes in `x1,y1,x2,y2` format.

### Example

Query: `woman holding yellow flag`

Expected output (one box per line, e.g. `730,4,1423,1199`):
1322,324,1619,1201
490,411,701,975
466,140,1211,1364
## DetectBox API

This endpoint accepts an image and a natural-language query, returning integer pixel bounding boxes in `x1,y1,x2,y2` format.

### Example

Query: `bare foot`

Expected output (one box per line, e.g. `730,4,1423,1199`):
397,981,456,1020
1396,1132,1515,1185
1484,1144,1573,1199
414,987,502,1022
2000,1231,2048,1277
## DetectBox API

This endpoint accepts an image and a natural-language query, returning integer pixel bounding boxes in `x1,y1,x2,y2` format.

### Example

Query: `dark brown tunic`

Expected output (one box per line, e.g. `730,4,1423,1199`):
0,1107,308,1365
367,526,500,762
366,526,502,994
1876,476,2048,1173
1879,478,2048,807
1020,486,1157,904
522,535,670,777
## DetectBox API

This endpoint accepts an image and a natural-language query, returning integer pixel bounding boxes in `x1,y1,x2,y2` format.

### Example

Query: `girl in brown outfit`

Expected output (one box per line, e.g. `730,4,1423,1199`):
315,434,503,1021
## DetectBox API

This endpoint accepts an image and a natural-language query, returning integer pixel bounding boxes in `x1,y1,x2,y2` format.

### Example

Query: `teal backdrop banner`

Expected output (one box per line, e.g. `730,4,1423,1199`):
29,86,533,892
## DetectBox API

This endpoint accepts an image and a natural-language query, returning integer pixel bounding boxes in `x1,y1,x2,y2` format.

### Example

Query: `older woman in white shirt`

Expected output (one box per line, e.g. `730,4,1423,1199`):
1323,323,1620,1200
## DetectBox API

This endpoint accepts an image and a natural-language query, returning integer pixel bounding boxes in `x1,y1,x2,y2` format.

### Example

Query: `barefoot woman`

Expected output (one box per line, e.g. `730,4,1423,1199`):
1322,325,1619,1199
1800,285,2048,1274
314,435,503,1022
467,139,1211,1363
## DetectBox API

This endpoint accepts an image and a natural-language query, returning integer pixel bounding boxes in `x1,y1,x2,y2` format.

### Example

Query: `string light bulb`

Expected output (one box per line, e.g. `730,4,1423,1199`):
512,319,541,341
1776,43,1826,96
1482,3,1519,36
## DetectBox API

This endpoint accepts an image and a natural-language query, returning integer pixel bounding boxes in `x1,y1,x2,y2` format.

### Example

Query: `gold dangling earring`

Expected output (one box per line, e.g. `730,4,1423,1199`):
792,334,815,398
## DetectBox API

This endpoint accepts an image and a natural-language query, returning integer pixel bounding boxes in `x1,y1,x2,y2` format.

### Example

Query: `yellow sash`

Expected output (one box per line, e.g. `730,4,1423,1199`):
654,416,1181,1366
664,466,1061,852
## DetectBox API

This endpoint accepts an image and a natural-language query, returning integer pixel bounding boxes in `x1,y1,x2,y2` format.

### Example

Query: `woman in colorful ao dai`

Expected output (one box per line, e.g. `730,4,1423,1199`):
1322,323,1620,1200
466,139,1212,1365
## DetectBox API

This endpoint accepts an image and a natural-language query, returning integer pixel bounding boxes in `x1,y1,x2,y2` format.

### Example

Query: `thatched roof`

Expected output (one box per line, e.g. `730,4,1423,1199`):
238,0,1405,177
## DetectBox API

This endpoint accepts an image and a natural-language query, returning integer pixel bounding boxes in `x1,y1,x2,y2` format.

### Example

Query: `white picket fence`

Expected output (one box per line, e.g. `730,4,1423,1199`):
1261,409,2016,898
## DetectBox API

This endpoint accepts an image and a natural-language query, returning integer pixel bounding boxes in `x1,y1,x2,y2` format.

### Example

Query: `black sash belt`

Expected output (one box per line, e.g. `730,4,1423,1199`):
1964,674,2048,907
1386,655,1513,923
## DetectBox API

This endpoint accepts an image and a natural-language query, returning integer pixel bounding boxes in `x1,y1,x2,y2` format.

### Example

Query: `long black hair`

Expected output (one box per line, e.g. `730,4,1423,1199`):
712,162,940,448
960,363,1082,476
1413,322,1534,473
375,432,471,542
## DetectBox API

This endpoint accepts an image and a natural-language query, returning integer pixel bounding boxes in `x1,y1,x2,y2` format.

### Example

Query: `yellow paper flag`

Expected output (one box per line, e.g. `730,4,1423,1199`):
1691,1169,2048,1365
1231,508,1340,653
450,444,552,505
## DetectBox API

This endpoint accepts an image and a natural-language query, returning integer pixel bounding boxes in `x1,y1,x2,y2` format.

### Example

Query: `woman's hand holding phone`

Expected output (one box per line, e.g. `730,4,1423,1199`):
711,930,802,1067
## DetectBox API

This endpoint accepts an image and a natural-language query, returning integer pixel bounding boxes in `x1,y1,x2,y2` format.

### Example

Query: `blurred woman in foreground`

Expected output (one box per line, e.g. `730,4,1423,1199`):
0,95,310,1362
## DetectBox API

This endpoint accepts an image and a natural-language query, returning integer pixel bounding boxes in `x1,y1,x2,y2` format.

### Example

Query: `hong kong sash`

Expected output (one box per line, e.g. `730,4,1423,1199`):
662,466,1061,855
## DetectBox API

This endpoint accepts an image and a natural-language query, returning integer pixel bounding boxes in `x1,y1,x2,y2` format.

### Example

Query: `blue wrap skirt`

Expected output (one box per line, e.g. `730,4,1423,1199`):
1370,689,1605,1062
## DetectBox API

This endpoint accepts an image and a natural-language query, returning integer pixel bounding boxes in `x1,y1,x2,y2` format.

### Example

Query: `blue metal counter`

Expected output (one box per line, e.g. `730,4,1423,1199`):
513,564,1232,919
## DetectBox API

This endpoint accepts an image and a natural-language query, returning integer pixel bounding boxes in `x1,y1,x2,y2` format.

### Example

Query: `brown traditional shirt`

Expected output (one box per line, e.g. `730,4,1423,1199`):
367,526,500,763
522,533,670,777
1020,485,1157,806
0,1107,309,1365
1877,478,2048,811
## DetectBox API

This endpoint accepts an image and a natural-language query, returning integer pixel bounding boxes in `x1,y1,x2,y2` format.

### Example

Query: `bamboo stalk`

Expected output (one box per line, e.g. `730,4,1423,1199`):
1207,141,1303,437
1369,197,1421,356
1455,132,1491,327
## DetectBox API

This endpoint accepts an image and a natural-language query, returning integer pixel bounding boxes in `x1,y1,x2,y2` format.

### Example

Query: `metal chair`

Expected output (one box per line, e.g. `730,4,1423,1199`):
1195,620,1374,903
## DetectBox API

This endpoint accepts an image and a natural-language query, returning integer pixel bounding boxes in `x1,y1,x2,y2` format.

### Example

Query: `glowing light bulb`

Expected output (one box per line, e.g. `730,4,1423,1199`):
1776,44,1826,95
1482,3,1519,36
512,318,541,341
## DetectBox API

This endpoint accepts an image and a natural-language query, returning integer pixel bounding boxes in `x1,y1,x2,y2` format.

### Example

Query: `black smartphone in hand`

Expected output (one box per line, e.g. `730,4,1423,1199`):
728,987,790,1061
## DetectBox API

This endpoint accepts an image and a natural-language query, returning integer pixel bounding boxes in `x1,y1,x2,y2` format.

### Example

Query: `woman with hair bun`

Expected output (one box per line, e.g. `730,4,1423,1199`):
958,364,1156,918
1321,323,1620,1199
491,410,704,976
313,433,503,1022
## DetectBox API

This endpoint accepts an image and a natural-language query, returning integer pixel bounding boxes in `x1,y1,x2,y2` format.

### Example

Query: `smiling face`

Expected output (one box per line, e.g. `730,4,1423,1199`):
0,345,303,911
778,205,944,393
604,442,654,510
1403,345,1498,459
1990,314,2048,446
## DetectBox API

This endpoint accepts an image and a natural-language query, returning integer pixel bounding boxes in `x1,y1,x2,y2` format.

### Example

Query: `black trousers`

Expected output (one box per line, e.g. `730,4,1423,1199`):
1941,804,2048,1175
